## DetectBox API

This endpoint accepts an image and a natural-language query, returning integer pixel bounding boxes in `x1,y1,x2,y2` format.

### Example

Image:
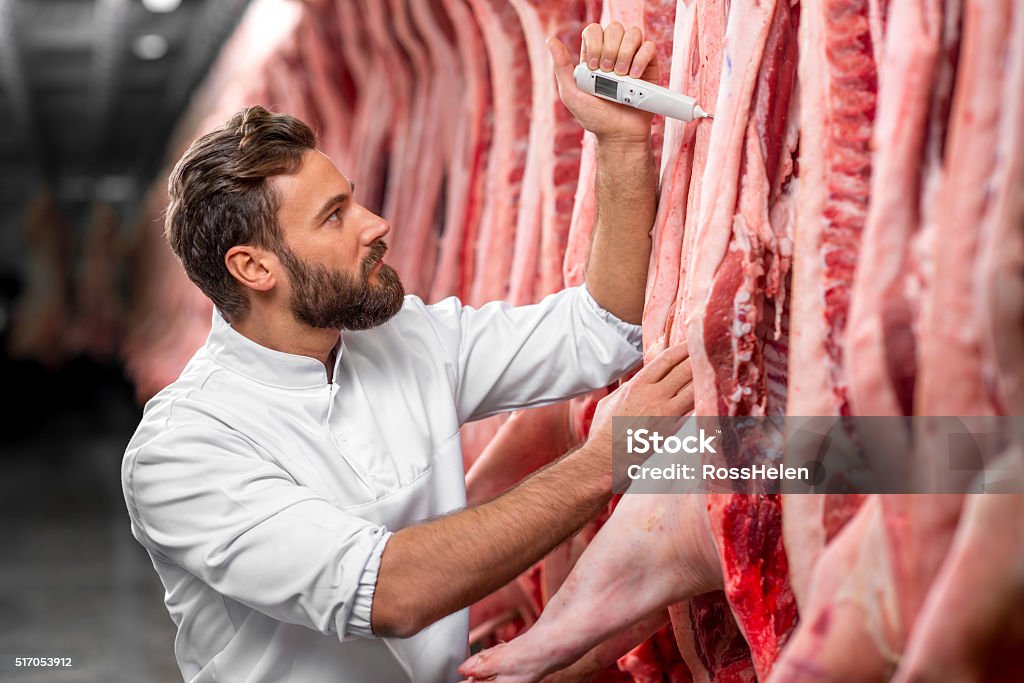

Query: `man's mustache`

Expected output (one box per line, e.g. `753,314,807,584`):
362,240,389,278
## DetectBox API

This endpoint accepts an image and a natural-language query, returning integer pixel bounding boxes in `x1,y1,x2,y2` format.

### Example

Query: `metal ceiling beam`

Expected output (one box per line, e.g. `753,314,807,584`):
89,0,133,170
0,0,49,179
26,26,96,52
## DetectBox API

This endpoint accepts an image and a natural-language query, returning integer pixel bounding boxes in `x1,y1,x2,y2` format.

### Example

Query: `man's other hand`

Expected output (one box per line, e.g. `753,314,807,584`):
587,341,695,450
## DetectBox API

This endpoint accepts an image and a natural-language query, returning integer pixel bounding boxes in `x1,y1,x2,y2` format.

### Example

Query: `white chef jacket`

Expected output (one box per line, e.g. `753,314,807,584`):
121,285,642,683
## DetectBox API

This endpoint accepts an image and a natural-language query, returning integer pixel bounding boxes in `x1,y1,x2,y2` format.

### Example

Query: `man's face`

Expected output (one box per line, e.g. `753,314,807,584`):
271,151,404,330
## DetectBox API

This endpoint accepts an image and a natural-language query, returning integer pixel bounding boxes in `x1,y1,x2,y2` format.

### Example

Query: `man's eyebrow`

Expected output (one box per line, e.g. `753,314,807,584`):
312,183,355,222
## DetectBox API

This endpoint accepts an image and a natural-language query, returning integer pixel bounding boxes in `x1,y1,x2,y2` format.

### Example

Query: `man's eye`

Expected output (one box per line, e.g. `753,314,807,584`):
327,209,341,223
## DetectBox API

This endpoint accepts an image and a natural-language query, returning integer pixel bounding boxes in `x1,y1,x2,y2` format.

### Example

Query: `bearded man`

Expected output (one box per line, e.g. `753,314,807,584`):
121,24,694,682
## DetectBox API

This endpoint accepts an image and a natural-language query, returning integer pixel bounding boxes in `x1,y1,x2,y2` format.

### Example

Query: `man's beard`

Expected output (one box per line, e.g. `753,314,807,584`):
278,239,405,330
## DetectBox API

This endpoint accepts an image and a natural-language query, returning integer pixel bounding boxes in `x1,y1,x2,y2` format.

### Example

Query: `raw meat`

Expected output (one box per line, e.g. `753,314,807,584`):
682,0,798,417
344,0,399,216
641,0,699,360
783,0,881,607
506,0,594,303
772,3,1024,683
70,203,124,361
387,0,450,296
885,0,1008,658
893,453,1024,683
617,622,693,682
914,0,1003,421
845,0,945,419
884,0,1012,672
765,496,901,683
367,0,416,263
458,490,723,682
664,0,729,353
708,493,797,681
565,0,679,293
429,0,493,302
682,591,759,683
674,2,801,678
771,1,950,678
296,1,355,171
974,0,1024,418
265,39,320,142
456,0,521,465
332,0,379,196
465,0,533,305
465,401,576,504
787,0,879,419
8,190,73,369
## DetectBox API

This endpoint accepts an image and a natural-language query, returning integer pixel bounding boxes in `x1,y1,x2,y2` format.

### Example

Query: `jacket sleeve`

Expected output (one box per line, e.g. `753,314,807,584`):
122,422,391,641
422,284,643,423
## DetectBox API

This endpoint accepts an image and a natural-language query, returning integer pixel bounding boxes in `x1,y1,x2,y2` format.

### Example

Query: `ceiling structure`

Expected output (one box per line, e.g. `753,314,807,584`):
0,0,252,236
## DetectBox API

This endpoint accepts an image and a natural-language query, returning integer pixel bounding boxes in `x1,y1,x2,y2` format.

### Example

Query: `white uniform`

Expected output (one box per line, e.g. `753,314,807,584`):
121,285,642,682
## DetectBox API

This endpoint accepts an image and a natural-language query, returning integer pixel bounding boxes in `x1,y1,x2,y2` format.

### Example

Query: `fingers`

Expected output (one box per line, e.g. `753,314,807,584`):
546,37,576,98
630,40,658,80
599,22,625,72
671,380,696,415
581,23,602,69
579,23,652,77
615,26,644,75
661,354,694,395
458,649,504,682
636,341,689,384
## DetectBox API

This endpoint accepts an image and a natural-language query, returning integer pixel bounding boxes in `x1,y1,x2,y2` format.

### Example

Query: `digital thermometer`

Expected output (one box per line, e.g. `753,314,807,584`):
573,64,713,123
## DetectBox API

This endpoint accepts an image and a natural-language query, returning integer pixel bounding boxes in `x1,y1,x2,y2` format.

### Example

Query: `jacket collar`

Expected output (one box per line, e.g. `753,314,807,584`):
205,309,343,389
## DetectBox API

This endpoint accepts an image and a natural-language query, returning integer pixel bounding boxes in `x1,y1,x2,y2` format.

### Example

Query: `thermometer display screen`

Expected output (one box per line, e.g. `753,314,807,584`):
594,74,619,99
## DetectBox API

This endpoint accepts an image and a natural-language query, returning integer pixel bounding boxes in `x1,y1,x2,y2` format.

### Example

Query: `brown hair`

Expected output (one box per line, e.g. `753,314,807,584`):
165,105,316,319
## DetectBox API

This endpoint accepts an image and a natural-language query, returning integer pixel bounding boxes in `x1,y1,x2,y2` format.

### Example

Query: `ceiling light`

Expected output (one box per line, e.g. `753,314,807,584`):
133,33,168,60
141,0,182,13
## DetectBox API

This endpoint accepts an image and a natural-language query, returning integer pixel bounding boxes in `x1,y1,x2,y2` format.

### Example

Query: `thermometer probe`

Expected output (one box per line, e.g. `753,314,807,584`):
573,63,713,122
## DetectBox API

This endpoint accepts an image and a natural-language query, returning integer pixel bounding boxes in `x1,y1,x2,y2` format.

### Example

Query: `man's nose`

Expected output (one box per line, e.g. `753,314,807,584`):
366,213,390,244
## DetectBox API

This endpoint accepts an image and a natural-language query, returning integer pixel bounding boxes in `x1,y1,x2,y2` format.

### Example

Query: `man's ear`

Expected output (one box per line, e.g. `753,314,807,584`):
225,245,278,293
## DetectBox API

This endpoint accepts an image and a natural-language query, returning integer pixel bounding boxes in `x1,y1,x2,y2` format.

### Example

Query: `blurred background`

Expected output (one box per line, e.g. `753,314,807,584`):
1,1,255,680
